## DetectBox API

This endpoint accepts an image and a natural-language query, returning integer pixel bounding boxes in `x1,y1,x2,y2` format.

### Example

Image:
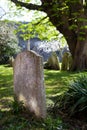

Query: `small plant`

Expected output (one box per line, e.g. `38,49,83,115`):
59,74,87,116
11,99,24,114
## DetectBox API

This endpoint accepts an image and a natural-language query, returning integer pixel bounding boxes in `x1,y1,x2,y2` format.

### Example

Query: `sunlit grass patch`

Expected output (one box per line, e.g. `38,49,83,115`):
0,65,14,112
44,69,87,108
44,69,87,93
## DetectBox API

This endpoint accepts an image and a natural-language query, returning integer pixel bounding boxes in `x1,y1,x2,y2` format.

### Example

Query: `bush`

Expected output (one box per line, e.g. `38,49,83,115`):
0,55,9,64
0,21,21,65
59,75,87,116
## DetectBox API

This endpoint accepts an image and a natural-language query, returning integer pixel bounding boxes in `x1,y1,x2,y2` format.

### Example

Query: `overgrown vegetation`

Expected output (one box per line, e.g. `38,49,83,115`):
0,65,87,130
0,21,21,64
57,75,87,117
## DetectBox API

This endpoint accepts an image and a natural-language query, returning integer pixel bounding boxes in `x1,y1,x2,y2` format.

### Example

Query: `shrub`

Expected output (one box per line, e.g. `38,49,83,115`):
59,75,87,116
0,21,21,64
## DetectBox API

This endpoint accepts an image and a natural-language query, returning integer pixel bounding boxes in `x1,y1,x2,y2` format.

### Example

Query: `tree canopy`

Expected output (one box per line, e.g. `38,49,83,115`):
10,0,87,71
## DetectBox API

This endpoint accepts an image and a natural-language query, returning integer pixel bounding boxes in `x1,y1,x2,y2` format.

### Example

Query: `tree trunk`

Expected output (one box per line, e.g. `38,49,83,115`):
72,37,87,71
51,19,87,71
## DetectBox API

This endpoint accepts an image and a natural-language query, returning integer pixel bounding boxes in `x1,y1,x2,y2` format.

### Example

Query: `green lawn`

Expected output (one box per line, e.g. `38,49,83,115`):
0,65,87,130
44,69,87,107
0,65,13,111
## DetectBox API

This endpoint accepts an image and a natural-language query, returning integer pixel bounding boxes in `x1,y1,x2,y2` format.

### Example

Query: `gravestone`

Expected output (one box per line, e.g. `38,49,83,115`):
68,54,73,71
61,52,69,70
13,51,46,118
61,52,72,71
44,52,60,70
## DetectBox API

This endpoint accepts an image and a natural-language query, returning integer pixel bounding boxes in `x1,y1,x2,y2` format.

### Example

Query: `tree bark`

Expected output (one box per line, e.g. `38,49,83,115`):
72,37,87,71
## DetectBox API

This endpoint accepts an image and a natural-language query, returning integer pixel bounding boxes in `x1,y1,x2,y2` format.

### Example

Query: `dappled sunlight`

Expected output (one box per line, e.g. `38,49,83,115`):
19,93,26,102
0,86,13,97
0,97,13,111
29,97,40,117
1,97,13,100
1,65,87,129
0,65,14,113
0,89,13,110
44,69,87,107
44,69,87,88
44,70,70,87
0,67,13,73
46,86,67,96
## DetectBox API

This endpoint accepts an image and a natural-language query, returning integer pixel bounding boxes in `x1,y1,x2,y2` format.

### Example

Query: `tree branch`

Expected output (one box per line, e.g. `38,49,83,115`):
11,0,44,12
34,16,48,25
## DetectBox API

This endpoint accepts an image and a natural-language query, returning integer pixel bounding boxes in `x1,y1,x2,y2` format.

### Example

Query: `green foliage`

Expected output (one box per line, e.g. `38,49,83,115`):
0,20,21,64
17,15,59,41
11,100,24,114
42,116,68,130
59,75,87,116
10,0,87,44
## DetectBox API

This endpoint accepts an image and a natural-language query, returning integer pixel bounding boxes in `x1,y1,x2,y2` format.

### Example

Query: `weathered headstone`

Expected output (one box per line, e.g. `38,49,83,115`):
61,52,73,71
13,51,46,118
61,52,69,70
44,52,60,70
68,54,73,71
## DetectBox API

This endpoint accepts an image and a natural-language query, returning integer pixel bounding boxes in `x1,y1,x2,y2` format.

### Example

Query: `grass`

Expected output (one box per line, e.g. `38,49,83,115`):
44,69,87,107
0,65,13,111
0,65,87,130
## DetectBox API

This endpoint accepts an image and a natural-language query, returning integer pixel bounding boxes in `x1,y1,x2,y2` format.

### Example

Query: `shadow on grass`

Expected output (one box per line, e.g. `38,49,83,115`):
44,69,87,107
0,109,33,130
0,74,13,99
44,69,75,96
0,65,14,115
44,69,78,86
